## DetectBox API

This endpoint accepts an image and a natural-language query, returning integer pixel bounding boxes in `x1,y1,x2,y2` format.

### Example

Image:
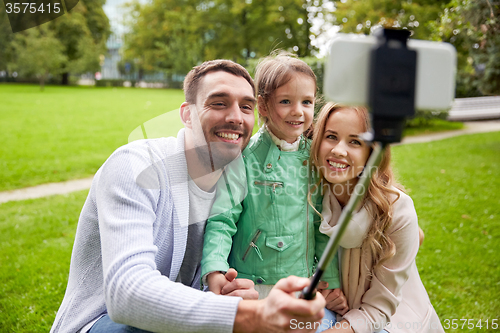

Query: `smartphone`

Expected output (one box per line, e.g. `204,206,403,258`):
323,33,457,111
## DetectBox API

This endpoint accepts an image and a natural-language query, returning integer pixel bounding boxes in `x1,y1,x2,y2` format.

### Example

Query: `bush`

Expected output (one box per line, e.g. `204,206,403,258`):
95,79,125,87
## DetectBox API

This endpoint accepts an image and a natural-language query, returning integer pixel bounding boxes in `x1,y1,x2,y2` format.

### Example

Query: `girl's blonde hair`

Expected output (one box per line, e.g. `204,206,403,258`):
310,102,404,268
254,51,317,126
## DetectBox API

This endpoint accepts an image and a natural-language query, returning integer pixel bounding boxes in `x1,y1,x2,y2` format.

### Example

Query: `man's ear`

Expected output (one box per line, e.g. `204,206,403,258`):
257,95,268,118
180,102,192,128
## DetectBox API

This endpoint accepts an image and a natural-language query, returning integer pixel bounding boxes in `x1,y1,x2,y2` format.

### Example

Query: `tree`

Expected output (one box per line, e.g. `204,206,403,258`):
49,0,110,84
330,0,449,39
429,0,500,96
9,26,67,90
122,0,328,76
0,6,15,75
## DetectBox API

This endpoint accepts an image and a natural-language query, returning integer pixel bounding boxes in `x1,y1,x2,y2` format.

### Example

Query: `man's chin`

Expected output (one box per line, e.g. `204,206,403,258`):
208,141,242,170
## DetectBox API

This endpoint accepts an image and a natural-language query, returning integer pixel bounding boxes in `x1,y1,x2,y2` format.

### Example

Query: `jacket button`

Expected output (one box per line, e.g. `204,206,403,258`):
266,163,272,169
277,241,284,248
256,278,263,284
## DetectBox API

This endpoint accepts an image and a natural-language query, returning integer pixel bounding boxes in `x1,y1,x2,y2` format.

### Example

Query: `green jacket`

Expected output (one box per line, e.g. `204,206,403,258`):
201,128,339,287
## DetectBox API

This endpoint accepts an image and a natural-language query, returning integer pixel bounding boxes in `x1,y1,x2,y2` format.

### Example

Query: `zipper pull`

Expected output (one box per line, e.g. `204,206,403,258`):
251,242,264,261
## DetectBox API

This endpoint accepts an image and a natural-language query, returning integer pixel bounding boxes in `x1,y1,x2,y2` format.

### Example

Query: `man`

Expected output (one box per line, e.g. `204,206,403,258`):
51,60,326,333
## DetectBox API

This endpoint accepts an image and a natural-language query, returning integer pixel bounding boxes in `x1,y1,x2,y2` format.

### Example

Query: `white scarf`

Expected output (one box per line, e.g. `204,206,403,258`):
319,189,372,249
265,125,301,152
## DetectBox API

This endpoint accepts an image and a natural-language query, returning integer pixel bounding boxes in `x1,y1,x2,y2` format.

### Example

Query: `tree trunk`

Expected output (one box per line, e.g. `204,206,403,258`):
61,72,69,85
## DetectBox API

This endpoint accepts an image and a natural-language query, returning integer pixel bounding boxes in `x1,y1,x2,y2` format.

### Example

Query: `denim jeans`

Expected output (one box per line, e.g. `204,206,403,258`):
315,308,337,333
89,315,152,333
90,310,338,333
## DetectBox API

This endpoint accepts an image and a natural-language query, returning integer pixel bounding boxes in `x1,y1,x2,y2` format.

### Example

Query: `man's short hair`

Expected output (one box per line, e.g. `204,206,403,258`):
183,60,255,104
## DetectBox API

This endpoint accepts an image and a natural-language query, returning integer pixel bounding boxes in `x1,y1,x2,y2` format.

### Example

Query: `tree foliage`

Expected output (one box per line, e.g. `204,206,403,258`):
9,26,67,90
49,0,110,83
122,0,328,76
429,0,500,96
0,0,109,84
331,0,449,39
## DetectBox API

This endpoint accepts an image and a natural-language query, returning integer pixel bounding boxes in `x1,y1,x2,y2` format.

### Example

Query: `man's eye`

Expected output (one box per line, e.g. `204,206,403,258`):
241,105,254,112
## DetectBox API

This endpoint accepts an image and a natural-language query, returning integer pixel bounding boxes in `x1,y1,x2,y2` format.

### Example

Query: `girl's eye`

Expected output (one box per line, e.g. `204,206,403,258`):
279,99,290,104
303,100,313,105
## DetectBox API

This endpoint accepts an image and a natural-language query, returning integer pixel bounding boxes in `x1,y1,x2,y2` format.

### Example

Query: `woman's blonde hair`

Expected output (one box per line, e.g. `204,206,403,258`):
254,51,317,126
309,102,404,268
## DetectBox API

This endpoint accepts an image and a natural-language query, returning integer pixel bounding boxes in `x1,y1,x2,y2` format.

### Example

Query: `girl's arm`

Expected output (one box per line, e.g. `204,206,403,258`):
337,193,420,333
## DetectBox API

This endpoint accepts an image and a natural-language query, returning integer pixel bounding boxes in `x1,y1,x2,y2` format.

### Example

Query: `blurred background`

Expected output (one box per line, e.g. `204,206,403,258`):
1,0,499,97
0,1,499,332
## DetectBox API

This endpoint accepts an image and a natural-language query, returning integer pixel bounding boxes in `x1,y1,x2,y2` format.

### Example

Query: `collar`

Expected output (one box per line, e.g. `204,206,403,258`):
265,125,301,152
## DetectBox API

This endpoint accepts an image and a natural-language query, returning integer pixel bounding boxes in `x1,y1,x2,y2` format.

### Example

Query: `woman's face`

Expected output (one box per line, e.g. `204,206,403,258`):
318,108,371,188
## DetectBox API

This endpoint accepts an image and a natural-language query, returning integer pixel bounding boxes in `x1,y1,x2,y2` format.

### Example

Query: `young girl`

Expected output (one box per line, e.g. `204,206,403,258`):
310,102,444,333
201,53,343,328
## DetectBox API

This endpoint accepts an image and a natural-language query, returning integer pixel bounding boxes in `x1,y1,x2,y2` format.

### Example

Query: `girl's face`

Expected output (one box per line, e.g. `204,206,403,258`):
260,73,315,143
318,108,371,187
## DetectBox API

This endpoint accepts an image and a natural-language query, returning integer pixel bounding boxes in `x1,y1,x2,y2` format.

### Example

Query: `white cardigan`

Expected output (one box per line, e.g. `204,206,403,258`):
51,129,240,333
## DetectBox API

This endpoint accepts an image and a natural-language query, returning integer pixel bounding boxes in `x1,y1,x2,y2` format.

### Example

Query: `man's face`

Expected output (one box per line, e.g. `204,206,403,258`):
190,71,256,170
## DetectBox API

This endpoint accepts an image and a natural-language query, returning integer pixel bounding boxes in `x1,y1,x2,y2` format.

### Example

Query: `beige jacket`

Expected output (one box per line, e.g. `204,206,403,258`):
320,189,444,333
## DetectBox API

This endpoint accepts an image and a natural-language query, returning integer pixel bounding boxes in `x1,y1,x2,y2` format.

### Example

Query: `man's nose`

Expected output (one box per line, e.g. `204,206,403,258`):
226,103,243,124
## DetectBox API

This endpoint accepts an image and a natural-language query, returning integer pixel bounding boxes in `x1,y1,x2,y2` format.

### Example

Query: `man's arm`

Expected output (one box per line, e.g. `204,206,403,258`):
233,276,326,333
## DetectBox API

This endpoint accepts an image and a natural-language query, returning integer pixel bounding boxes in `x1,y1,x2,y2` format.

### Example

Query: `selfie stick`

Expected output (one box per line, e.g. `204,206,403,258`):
302,28,417,300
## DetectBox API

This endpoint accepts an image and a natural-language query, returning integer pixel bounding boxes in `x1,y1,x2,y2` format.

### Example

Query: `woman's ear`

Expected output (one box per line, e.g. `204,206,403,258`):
257,95,268,118
179,102,192,128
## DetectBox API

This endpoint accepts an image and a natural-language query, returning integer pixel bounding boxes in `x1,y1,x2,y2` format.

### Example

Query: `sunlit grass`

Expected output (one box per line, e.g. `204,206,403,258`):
0,84,185,191
392,131,500,332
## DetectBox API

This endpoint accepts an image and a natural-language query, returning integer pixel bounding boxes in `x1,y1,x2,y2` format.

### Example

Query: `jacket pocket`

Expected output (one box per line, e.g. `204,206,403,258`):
265,236,294,252
242,229,263,261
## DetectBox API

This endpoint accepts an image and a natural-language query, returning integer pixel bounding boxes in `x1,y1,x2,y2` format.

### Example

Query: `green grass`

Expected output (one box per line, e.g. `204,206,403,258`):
0,131,499,332
0,84,185,191
403,118,465,137
0,190,88,331
392,131,500,332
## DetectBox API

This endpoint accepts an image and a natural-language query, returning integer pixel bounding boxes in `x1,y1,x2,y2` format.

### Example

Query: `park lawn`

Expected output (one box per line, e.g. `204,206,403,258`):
0,84,185,191
391,131,500,332
0,131,499,332
403,117,464,137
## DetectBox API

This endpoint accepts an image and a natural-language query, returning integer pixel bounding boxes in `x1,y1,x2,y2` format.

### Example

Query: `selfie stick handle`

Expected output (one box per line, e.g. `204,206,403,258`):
301,142,386,300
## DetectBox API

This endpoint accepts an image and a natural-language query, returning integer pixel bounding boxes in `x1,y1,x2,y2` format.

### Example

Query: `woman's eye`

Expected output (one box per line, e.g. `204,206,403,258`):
326,134,337,140
351,140,362,146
